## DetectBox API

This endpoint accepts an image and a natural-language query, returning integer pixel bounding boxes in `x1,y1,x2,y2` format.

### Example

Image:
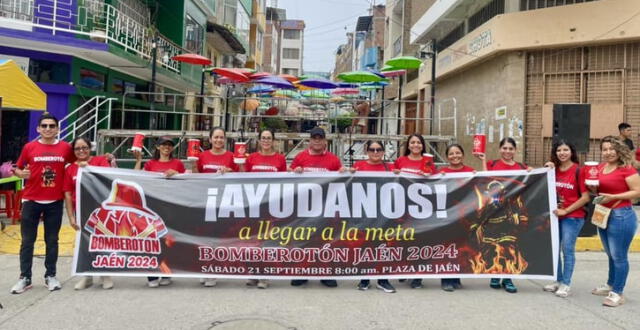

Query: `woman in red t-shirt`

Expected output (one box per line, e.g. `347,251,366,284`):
393,134,436,176
588,136,640,307
542,140,590,298
245,129,287,173
478,137,530,294
244,129,286,290
134,136,185,288
351,141,396,293
63,137,114,290
438,144,475,292
195,127,238,174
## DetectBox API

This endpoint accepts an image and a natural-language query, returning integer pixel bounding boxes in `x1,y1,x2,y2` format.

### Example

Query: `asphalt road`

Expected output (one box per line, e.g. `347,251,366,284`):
0,252,637,330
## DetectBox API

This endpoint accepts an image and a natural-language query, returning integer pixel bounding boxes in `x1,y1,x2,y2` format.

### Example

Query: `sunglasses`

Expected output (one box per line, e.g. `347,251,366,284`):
39,124,58,129
74,146,90,151
367,148,384,153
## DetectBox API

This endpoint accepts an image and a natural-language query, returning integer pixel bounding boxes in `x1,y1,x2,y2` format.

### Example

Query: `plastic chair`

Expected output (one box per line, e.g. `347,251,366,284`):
0,190,14,219
11,190,23,225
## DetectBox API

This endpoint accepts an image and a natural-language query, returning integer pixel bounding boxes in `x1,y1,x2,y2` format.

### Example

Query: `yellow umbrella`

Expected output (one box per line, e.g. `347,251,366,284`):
0,60,46,111
240,98,260,111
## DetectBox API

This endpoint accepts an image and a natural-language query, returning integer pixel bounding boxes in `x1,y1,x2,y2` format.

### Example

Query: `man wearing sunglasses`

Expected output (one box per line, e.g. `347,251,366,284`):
10,113,74,294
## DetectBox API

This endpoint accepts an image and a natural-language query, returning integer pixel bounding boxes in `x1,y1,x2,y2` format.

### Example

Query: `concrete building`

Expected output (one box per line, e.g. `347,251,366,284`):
263,6,285,74
279,19,305,76
246,0,266,71
410,0,640,167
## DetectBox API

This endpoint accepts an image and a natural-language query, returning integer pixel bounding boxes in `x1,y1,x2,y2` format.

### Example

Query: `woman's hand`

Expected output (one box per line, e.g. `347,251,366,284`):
599,193,616,204
69,214,80,231
348,167,356,173
133,150,143,162
474,153,486,161
77,161,89,168
544,161,555,169
526,167,533,172
338,167,347,173
393,169,400,175
294,166,304,174
217,167,231,174
554,209,568,217
164,169,179,177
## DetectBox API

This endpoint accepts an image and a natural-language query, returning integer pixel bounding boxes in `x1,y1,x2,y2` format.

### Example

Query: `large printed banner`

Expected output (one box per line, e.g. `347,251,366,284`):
72,167,558,279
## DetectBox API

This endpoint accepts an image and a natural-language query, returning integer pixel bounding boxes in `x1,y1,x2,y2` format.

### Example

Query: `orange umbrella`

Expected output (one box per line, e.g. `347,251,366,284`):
278,74,298,82
212,68,250,83
250,72,271,80
171,53,212,65
240,98,260,111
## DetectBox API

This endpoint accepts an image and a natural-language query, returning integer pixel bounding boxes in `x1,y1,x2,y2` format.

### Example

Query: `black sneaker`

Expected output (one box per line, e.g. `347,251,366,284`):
357,280,370,291
291,280,308,286
376,280,396,293
453,278,462,289
410,279,423,289
441,280,455,292
502,279,518,293
490,278,501,289
320,280,338,288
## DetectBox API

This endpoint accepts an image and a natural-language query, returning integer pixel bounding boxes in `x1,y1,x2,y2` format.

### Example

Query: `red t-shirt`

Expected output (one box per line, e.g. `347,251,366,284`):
16,140,74,201
290,149,342,172
197,150,238,173
486,159,527,171
353,160,395,172
143,158,186,174
598,164,637,209
439,165,475,173
63,156,111,206
246,152,287,172
555,163,587,219
394,156,436,175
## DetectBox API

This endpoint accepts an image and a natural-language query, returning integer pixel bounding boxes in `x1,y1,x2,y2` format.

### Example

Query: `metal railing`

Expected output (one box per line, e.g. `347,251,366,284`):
54,95,117,142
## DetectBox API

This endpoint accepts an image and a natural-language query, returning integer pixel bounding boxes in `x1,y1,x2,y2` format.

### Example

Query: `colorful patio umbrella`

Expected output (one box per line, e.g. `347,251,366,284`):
273,89,301,99
278,74,298,82
337,82,359,88
247,84,274,94
385,56,422,70
171,53,212,65
254,76,295,89
249,72,271,80
298,74,323,81
212,68,250,82
297,78,338,90
332,88,360,96
337,71,383,83
302,90,330,99
380,65,399,72
240,98,260,111
366,69,386,78
382,69,406,78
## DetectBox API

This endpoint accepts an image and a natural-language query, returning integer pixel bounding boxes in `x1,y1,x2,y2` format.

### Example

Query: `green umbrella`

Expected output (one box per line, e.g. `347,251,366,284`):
302,90,330,99
337,71,383,83
380,65,400,72
273,89,301,99
385,56,423,69
298,74,323,81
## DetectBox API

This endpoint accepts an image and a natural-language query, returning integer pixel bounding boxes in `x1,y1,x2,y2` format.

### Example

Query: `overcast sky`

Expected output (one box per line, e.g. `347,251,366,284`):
271,0,377,74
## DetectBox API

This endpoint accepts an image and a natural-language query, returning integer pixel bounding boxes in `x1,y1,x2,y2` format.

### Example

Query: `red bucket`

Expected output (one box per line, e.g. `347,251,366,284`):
472,134,486,155
234,142,247,164
187,139,201,160
422,153,434,173
584,161,599,186
129,132,145,152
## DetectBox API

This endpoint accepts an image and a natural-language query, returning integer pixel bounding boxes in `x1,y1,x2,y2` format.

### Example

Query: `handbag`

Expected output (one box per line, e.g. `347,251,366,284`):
591,200,621,229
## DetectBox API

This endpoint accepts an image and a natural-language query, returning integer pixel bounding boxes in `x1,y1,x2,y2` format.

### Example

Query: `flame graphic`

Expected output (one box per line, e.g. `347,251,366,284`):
469,244,528,274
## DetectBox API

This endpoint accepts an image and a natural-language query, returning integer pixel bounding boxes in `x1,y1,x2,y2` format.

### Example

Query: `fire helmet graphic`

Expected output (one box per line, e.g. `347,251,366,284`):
84,179,167,239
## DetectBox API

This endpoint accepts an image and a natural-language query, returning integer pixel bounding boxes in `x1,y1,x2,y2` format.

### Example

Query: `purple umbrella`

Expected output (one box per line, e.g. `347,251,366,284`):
297,77,338,90
337,82,359,88
254,76,295,89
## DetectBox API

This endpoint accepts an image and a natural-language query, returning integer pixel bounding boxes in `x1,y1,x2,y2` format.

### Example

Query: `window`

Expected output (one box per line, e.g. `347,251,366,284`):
112,78,124,94
283,29,300,40
79,68,105,91
520,0,598,11
185,14,204,54
28,59,69,84
468,0,504,32
282,48,299,59
236,5,250,47
256,30,263,51
223,0,236,26
282,68,298,76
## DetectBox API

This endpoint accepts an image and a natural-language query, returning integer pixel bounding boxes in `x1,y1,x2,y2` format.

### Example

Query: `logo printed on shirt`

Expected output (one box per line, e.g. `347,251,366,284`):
556,182,575,190
34,156,65,162
252,165,278,172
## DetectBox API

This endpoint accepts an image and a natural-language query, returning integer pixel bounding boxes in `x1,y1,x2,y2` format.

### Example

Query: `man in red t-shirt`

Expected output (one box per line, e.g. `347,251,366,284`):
289,127,343,288
11,113,74,294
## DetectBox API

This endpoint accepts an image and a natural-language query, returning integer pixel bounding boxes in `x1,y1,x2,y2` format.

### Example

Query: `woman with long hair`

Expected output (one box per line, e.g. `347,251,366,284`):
352,140,396,293
588,136,639,307
195,127,238,174
134,136,185,288
542,140,590,298
437,144,475,291
393,134,437,176
64,137,113,290
244,129,286,289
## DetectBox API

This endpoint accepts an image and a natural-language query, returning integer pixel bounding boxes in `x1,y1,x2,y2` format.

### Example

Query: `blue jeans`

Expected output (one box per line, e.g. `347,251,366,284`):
557,217,584,285
19,201,63,279
598,206,637,294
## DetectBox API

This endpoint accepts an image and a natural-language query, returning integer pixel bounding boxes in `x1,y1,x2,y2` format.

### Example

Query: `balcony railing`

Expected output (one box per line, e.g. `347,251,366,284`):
0,0,185,73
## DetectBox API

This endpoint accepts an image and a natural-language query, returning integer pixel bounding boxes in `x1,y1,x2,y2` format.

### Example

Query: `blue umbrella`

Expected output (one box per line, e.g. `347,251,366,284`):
366,68,386,78
337,82,359,88
297,78,338,90
254,76,295,89
247,84,274,94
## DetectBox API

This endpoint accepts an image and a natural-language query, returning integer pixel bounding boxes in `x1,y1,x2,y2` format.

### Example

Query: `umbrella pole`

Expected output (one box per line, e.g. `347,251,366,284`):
396,75,403,135
380,86,385,135
199,66,205,131
223,86,230,130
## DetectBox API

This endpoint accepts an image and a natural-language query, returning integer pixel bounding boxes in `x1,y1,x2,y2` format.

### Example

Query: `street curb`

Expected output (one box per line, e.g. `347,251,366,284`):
576,236,640,252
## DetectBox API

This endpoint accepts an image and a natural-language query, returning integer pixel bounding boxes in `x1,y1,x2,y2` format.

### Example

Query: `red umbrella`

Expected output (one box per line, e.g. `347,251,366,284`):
171,53,212,66
212,68,250,83
278,74,298,82
250,72,272,80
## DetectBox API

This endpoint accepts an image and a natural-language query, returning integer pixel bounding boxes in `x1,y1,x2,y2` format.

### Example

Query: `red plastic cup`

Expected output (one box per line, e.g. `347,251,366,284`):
234,142,247,164
422,153,434,173
584,161,599,186
472,134,486,155
187,139,201,160
129,132,145,152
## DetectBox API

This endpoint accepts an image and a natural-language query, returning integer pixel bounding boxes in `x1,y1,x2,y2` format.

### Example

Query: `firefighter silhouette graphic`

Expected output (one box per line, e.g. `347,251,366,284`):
84,180,167,239
42,165,56,187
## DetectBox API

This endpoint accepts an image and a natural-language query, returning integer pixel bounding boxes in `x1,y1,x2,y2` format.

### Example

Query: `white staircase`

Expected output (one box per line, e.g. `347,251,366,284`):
53,96,118,142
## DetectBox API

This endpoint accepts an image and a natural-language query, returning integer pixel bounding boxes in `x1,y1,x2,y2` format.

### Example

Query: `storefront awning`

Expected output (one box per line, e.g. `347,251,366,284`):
0,60,46,111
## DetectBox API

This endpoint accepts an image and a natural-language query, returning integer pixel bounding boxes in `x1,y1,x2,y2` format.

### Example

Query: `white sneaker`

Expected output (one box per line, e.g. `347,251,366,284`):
101,276,114,290
246,279,258,287
74,277,93,290
45,276,62,291
591,284,612,296
257,280,268,289
158,278,172,286
555,284,570,298
10,278,32,294
203,279,217,287
148,279,160,288
543,282,559,292
603,292,625,307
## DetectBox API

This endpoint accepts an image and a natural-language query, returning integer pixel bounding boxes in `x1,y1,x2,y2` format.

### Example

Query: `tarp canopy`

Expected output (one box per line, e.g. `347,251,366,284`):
0,60,46,111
